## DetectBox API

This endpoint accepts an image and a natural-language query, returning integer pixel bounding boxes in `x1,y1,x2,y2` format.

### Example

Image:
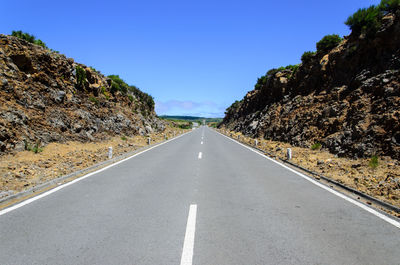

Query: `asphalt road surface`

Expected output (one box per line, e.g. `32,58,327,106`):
1,127,399,265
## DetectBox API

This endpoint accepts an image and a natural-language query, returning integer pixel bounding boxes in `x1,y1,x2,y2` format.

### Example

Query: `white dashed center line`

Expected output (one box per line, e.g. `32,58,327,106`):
198,152,202,159
201,141,203,145
180,204,197,265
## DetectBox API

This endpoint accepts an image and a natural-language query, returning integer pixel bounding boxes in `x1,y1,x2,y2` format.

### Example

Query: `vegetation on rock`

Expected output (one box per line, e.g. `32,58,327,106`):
11,30,48,49
345,0,400,37
301,51,316,63
75,66,87,89
0,32,162,155
220,0,400,160
316,34,343,53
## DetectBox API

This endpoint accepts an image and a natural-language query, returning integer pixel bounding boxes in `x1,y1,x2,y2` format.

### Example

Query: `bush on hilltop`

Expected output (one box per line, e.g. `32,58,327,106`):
11,30,48,49
316,34,342,53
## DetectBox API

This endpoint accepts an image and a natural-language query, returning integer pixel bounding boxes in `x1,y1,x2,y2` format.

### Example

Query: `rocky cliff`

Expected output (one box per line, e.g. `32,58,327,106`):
0,34,164,154
220,9,400,159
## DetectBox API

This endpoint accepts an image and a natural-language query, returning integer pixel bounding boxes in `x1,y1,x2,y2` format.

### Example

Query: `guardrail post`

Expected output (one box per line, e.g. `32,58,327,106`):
287,148,292,160
108,147,113,159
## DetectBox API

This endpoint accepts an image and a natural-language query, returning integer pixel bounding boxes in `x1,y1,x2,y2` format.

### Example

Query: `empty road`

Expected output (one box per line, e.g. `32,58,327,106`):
1,127,399,264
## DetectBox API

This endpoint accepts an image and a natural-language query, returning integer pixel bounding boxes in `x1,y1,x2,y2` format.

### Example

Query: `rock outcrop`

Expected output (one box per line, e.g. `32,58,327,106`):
0,34,164,154
220,11,400,159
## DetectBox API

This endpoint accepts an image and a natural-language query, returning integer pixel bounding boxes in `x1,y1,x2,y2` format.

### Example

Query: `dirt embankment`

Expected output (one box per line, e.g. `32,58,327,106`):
0,34,163,155
218,128,400,217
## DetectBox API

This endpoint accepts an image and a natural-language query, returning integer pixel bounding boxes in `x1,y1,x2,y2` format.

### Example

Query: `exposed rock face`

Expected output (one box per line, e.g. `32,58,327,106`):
0,35,164,154
220,12,400,159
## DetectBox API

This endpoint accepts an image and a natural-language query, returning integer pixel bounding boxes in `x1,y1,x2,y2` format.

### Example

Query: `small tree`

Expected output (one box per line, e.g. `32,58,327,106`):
345,5,381,37
76,66,87,89
379,0,400,12
316,34,342,53
11,30,48,48
301,51,316,63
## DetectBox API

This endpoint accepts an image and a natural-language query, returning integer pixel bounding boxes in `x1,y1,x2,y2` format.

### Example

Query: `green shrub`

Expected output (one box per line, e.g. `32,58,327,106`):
255,75,268,90
12,30,35,42
107,75,155,111
225,100,241,115
311,142,322,150
345,6,381,37
121,136,127,141
128,95,134,102
378,0,400,12
178,123,191,129
89,66,99,74
89,96,99,105
288,64,299,78
369,155,379,169
301,51,316,63
255,64,300,89
100,86,110,99
33,39,48,49
316,34,342,53
32,144,43,154
108,75,128,94
24,139,43,153
76,66,87,89
11,30,48,48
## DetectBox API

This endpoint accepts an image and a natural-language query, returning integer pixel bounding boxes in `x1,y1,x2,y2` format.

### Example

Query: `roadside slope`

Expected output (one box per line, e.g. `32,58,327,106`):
220,3,400,160
0,34,163,155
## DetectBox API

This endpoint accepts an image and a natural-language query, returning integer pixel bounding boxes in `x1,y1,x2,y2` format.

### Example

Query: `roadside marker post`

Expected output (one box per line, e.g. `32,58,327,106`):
147,137,151,145
287,148,292,160
255,139,258,146
108,147,113,159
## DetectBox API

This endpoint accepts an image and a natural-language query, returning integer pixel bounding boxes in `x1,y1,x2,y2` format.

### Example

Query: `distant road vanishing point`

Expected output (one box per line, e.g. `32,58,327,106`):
1,127,399,265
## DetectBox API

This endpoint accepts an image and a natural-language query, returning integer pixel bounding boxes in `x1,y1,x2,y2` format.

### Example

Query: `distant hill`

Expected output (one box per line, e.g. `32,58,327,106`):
159,115,222,123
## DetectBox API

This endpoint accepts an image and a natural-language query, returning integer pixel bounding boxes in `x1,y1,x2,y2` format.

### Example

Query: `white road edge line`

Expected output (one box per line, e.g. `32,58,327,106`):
0,131,192,216
180,204,197,265
198,152,202,159
215,130,400,229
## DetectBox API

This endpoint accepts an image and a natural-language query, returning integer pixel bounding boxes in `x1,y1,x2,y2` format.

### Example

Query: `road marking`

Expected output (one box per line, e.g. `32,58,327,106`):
0,131,192,216
201,141,203,145
215,130,400,229
198,152,202,159
180,204,197,265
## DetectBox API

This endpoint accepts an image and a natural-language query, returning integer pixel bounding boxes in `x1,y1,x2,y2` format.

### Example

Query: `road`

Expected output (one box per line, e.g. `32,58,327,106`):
1,127,399,264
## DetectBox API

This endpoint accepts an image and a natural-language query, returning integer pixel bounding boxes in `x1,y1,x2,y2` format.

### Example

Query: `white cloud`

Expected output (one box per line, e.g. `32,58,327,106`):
155,100,225,118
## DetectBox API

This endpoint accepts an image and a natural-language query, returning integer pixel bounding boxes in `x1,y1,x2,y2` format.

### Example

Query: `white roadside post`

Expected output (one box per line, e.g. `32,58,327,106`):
108,147,113,159
255,139,258,146
287,148,292,160
147,137,151,145
164,134,167,140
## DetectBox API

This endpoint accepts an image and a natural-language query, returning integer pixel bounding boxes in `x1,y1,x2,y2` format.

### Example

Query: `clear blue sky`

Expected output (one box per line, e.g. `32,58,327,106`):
2,0,380,117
